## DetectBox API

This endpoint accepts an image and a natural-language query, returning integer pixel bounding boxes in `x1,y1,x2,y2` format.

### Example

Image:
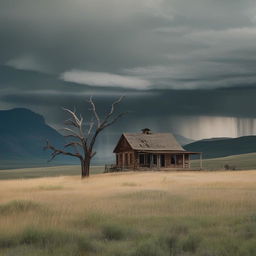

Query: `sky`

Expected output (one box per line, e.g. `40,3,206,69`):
1,0,256,143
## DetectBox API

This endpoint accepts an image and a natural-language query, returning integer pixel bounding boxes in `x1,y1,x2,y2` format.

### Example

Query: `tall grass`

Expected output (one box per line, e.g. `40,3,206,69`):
0,200,40,215
0,170,256,255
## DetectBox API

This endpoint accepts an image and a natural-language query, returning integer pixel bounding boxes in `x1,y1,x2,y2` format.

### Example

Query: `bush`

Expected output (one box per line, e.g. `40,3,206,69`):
224,164,236,170
77,236,96,253
102,224,127,240
0,233,18,248
19,227,70,247
239,224,256,239
166,235,179,256
239,239,256,256
18,226,95,254
133,238,168,256
182,234,201,253
171,223,189,236
0,200,40,215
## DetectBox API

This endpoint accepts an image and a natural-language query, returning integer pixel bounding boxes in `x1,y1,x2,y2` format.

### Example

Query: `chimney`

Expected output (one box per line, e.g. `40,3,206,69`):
141,128,151,134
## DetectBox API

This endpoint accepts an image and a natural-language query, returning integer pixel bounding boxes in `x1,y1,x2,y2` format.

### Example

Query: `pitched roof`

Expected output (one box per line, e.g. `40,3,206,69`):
122,133,185,151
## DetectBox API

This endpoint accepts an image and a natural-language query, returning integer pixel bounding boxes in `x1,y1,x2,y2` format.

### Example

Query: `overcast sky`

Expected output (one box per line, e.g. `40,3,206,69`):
1,0,256,141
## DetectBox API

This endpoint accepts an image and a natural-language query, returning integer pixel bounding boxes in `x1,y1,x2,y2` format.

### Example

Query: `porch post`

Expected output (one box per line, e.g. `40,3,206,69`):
182,154,185,168
122,153,124,170
157,154,160,168
127,152,130,168
200,153,203,169
188,154,191,168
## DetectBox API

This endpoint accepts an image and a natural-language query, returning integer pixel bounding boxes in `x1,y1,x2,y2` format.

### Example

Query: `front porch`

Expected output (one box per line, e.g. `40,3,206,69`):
136,152,202,169
113,151,202,170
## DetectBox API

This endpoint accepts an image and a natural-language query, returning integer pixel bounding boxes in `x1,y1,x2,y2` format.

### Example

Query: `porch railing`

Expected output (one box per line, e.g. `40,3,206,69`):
105,164,137,173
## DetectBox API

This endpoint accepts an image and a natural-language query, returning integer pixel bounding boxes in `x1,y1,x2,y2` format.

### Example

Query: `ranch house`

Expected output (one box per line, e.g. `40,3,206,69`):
113,129,202,169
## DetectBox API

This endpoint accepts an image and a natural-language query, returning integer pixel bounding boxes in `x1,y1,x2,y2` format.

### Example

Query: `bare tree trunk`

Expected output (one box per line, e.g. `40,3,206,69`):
45,96,126,179
81,158,90,178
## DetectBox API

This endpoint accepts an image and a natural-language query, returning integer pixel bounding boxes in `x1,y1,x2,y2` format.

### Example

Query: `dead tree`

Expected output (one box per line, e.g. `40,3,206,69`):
44,96,126,178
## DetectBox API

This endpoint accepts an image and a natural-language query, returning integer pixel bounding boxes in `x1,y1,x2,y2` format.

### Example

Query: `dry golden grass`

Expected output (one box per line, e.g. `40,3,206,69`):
1,170,256,255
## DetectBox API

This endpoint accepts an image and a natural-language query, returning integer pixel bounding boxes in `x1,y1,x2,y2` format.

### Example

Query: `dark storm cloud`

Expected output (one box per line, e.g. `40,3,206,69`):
2,0,256,141
2,65,256,121
1,0,256,90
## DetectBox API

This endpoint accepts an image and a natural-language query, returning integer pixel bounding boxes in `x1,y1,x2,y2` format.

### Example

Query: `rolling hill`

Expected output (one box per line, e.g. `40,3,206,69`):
191,152,256,170
184,135,256,159
0,108,74,168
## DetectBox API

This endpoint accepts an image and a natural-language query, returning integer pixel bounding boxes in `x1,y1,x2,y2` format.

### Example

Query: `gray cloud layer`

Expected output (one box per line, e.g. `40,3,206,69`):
1,0,256,142
1,0,256,89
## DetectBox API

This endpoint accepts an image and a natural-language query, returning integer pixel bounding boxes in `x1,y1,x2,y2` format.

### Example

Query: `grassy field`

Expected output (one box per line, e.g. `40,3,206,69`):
192,152,256,170
0,170,256,255
0,165,104,180
0,152,256,181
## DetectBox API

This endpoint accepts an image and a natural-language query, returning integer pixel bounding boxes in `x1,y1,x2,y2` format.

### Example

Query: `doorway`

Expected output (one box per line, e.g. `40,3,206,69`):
160,154,165,167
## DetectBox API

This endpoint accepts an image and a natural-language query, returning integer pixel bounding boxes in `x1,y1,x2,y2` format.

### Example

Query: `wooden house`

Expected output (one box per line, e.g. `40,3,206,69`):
113,129,202,169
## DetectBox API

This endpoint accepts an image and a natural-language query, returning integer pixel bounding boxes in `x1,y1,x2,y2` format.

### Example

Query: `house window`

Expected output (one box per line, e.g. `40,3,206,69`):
171,155,176,165
125,153,128,166
130,153,133,165
153,154,157,165
160,154,165,167
139,154,145,165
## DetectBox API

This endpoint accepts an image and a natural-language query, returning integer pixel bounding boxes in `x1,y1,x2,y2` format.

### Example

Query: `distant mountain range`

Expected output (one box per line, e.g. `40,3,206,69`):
0,108,76,169
1,108,256,168
0,108,194,166
184,136,256,159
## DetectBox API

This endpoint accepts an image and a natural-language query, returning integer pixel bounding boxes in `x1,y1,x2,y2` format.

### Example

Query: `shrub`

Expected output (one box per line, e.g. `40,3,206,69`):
0,233,18,248
224,164,236,170
133,238,168,256
77,236,96,253
239,224,256,239
19,227,69,247
239,239,256,256
102,224,127,240
38,185,63,191
122,182,138,187
19,226,95,253
166,235,179,256
171,223,189,236
182,234,201,253
0,200,40,215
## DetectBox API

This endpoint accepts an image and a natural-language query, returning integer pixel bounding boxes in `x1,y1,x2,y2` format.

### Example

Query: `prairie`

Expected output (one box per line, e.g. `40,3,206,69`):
0,170,256,255
192,152,256,170
0,165,104,180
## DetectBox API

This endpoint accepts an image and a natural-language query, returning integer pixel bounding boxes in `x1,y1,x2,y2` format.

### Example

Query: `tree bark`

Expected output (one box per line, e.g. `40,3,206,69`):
81,158,90,178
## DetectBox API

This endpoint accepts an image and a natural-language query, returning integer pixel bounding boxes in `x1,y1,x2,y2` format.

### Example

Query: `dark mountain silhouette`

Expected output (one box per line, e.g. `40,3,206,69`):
0,108,68,162
174,134,194,146
184,136,256,159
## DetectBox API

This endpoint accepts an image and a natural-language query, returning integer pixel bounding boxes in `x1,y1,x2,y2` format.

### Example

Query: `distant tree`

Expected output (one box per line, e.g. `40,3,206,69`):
44,96,126,178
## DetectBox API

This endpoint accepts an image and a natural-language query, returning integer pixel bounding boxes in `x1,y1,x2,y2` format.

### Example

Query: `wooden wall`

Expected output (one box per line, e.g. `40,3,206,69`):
116,151,136,168
116,152,191,169
114,136,192,169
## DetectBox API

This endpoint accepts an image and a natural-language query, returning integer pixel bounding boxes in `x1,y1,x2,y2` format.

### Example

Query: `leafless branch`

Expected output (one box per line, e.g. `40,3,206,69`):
45,96,126,178
91,152,96,158
63,108,81,125
44,140,83,162
106,96,124,120
102,111,129,129
61,127,82,139
87,120,94,137
89,96,101,128
64,118,79,128
64,141,83,148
